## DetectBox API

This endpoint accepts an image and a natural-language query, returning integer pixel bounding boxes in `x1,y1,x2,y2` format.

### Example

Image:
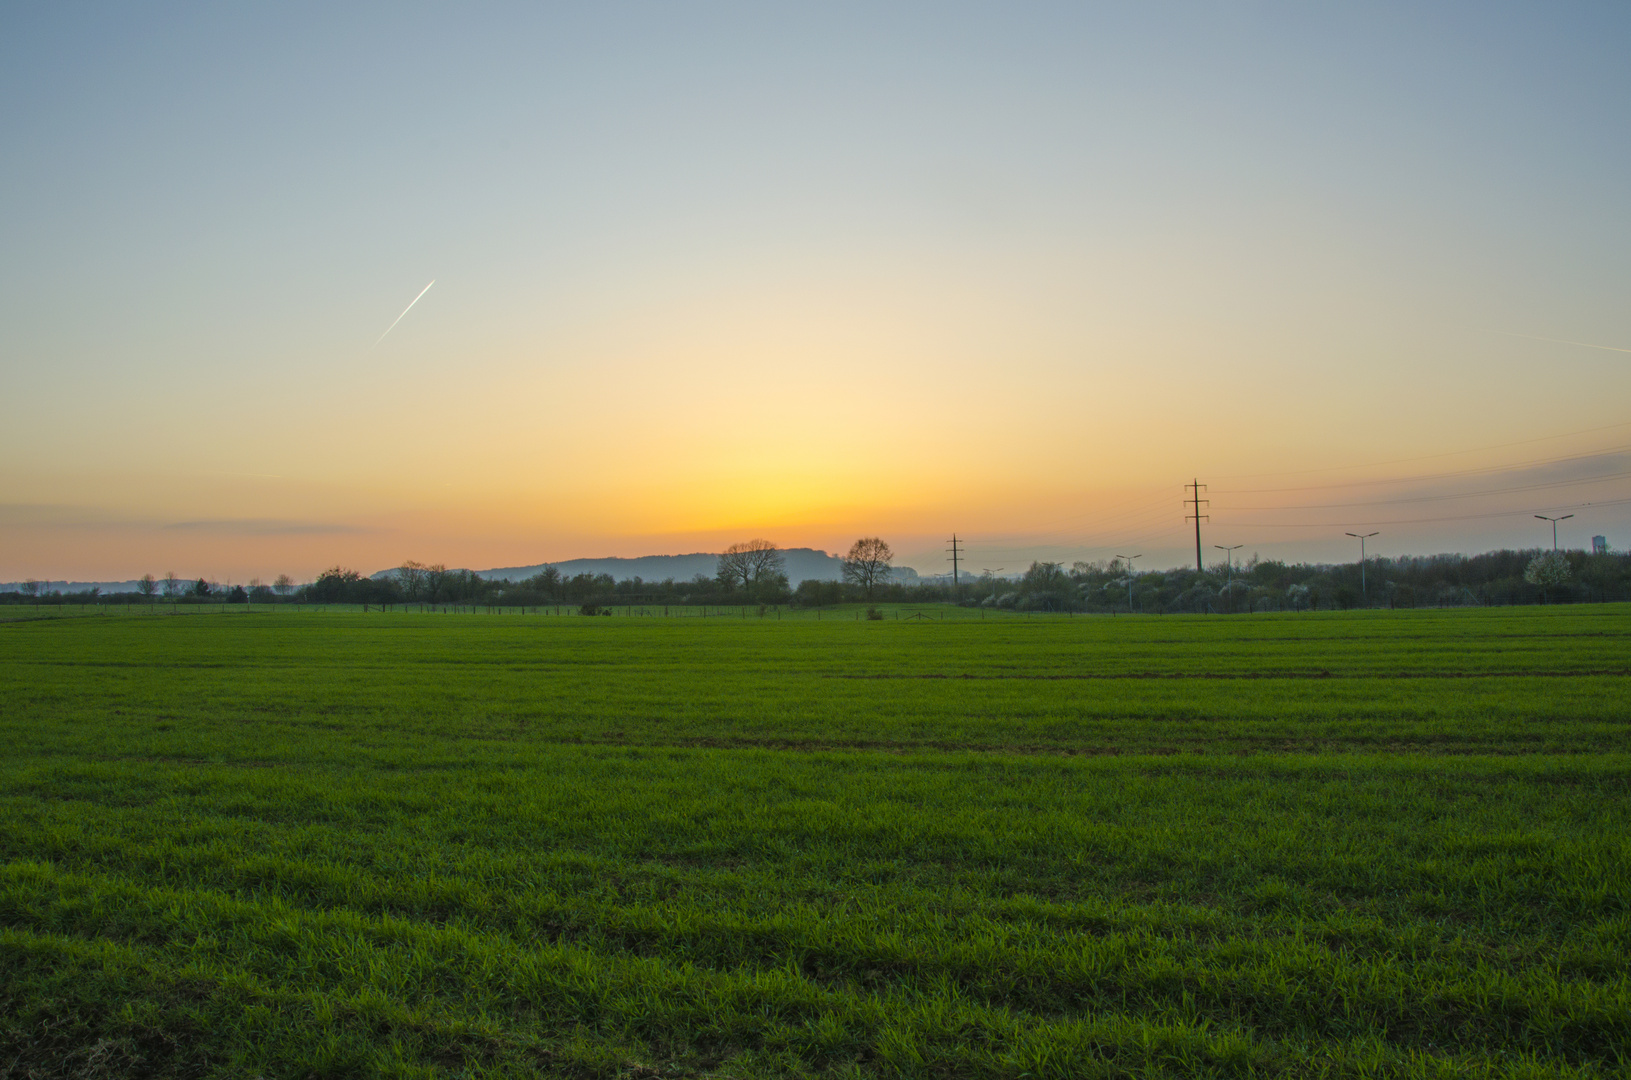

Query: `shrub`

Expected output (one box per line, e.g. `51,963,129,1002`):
1524,551,1571,603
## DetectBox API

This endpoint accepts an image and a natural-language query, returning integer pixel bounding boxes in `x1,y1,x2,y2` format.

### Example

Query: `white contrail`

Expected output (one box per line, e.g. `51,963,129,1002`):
1490,329,1631,354
373,279,435,347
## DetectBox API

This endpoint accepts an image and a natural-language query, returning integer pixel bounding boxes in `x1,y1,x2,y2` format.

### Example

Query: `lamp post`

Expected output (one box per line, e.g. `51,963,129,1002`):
1214,544,1244,613
1535,514,1573,552
981,569,1003,611
1115,553,1142,613
1345,532,1379,599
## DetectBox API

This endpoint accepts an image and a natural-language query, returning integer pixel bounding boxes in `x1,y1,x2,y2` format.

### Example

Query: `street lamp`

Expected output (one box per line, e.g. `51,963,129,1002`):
1535,514,1573,552
1345,532,1379,599
1115,553,1142,613
1214,544,1244,613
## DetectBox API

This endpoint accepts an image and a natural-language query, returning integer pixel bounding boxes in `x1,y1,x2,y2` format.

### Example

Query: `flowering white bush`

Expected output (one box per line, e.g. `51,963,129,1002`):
1524,551,1571,601
1523,551,1571,588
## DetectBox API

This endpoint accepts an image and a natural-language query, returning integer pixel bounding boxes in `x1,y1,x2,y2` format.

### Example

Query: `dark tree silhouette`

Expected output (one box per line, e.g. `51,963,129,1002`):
843,538,894,598
716,540,785,591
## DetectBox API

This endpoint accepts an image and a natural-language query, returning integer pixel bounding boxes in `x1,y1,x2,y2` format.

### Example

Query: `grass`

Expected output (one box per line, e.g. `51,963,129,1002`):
2,605,1628,1077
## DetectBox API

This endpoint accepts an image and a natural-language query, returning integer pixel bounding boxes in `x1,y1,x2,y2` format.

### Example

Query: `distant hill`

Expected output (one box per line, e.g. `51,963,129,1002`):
0,579,147,594
8,550,925,594
476,548,919,585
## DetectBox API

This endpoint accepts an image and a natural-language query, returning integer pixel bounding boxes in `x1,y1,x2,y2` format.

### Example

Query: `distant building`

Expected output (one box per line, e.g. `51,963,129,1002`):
1593,535,1609,555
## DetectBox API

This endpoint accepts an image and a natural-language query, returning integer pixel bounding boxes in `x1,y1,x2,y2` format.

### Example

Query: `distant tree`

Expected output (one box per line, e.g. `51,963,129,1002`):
717,540,785,591
137,573,158,599
525,566,562,599
842,538,894,598
396,560,427,601
309,566,363,603
1018,561,1071,611
1218,578,1251,614
795,578,843,607
422,563,449,602
755,572,792,604
163,572,181,598
227,585,249,604
1524,551,1571,603
21,580,40,598
273,573,294,596
191,578,212,597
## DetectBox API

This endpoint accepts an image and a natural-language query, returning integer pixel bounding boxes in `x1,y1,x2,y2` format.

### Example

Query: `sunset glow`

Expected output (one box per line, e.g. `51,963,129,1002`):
4,4,1628,583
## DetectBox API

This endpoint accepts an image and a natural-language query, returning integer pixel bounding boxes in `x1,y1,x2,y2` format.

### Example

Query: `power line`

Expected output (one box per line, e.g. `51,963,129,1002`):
1221,471,1631,511
1216,495,1631,528
1212,418,1631,481
925,511,1183,562
965,502,1187,555
1213,444,1631,495
966,493,1179,544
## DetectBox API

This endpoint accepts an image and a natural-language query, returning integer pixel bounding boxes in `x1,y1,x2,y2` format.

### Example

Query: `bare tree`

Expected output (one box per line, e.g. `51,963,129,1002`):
422,563,449,602
272,573,294,596
843,538,894,598
396,560,427,601
163,572,181,598
21,580,40,598
717,539,785,591
137,574,157,599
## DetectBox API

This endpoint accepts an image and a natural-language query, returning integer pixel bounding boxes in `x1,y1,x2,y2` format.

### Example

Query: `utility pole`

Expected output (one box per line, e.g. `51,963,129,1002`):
1115,553,1142,613
1345,531,1379,599
1184,479,1208,573
946,534,963,597
1535,514,1573,552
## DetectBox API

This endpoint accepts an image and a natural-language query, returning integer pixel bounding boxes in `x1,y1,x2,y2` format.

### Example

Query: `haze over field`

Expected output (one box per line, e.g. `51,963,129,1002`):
3,2,1628,581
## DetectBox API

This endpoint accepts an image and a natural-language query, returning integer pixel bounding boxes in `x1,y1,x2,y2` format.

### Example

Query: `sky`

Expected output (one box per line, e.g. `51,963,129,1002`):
3,1,1629,582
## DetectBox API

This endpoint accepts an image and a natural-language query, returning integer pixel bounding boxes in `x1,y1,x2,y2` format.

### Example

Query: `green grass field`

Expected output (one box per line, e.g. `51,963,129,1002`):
3,606,1629,1077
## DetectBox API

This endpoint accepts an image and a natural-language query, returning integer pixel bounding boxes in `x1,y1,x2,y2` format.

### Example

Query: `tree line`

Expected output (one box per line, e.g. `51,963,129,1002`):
963,547,1630,613
5,542,1627,611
